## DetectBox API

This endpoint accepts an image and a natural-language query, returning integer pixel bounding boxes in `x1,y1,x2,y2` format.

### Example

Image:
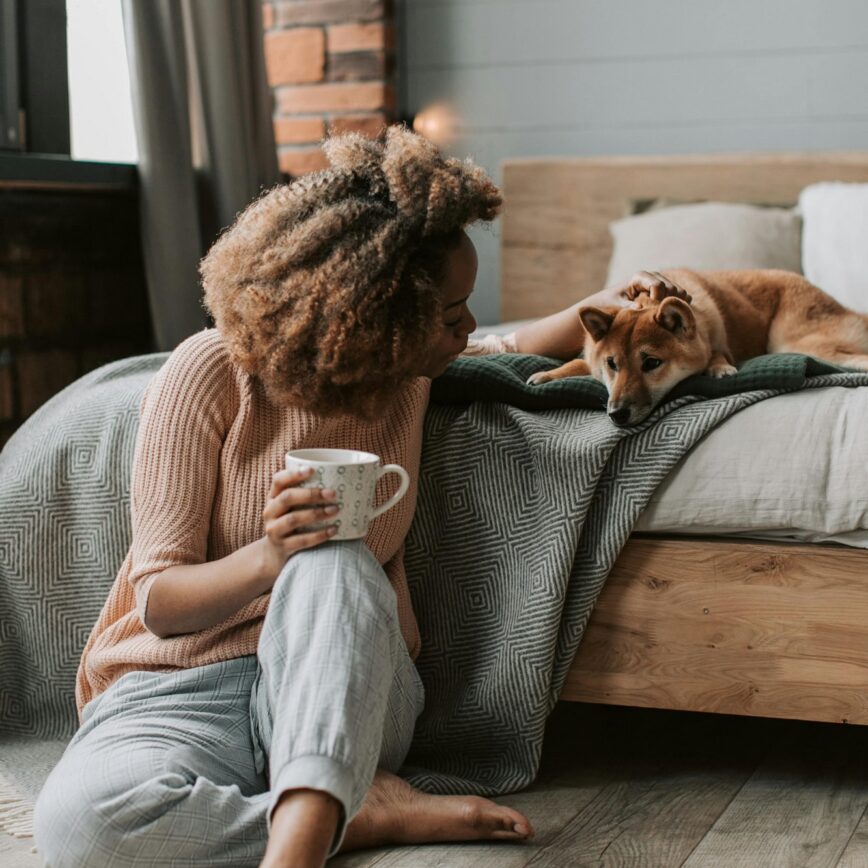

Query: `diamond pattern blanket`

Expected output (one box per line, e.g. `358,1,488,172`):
1,351,867,825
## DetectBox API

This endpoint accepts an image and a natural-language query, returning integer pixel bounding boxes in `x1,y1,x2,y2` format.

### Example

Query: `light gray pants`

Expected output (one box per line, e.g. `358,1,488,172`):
33,540,425,867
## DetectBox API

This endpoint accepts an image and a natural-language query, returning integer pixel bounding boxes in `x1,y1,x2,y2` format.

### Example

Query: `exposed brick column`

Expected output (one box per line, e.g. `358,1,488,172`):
263,0,396,177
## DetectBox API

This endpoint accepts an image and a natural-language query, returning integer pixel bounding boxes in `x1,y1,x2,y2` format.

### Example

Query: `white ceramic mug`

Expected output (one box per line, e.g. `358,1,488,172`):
284,448,410,541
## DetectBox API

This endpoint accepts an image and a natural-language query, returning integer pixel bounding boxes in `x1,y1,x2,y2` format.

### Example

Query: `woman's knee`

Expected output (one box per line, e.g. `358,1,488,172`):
271,539,396,610
33,762,116,868
34,754,193,867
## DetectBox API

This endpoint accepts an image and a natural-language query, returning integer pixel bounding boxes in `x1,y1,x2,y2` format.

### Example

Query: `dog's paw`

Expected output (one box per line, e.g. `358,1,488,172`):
706,363,738,378
526,371,553,386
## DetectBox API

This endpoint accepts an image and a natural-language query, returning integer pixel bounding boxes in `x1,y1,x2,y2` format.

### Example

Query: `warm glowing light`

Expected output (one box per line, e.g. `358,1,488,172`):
412,102,459,148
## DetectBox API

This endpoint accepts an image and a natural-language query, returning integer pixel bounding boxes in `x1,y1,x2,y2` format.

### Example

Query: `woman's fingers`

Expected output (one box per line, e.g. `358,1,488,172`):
645,270,692,303
263,477,338,522
271,505,340,536
625,270,692,304
285,525,339,551
268,467,312,499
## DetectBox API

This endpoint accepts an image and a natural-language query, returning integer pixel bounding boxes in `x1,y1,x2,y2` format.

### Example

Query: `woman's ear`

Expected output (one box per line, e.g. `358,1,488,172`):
654,297,696,337
579,306,616,342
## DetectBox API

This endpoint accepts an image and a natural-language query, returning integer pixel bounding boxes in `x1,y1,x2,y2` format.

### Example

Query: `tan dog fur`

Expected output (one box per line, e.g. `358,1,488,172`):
527,269,868,426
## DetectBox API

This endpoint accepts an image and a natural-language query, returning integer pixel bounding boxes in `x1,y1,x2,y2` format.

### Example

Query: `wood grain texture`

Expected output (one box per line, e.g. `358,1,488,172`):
522,703,774,867
682,724,868,867
501,152,868,319
525,760,754,867
561,536,868,725
837,807,868,868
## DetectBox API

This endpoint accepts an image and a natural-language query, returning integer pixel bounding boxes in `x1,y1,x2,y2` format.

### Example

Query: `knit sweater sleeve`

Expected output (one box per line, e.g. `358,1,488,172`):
128,330,237,630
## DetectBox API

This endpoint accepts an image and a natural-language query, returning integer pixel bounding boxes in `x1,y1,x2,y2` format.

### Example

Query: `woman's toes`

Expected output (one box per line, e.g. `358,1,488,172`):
489,818,532,840
461,797,534,839
510,818,533,837
498,807,533,839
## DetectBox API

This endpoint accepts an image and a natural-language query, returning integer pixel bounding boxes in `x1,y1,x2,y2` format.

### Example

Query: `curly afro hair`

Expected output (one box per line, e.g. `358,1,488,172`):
200,124,502,420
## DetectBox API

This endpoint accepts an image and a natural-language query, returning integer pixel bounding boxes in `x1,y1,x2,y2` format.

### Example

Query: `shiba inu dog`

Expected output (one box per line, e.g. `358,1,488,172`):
527,269,868,426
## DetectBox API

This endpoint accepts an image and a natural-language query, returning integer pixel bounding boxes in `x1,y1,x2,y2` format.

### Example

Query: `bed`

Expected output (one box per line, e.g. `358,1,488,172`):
497,152,868,725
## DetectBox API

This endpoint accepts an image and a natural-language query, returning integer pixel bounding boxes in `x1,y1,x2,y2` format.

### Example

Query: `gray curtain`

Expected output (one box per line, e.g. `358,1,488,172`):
122,0,281,352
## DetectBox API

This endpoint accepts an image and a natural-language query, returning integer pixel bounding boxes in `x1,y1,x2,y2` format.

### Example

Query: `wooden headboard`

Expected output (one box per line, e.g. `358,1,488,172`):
500,152,868,321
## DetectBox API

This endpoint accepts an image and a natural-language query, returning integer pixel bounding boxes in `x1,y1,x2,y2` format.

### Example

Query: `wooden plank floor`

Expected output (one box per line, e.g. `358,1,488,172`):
3,702,867,867
331,703,868,868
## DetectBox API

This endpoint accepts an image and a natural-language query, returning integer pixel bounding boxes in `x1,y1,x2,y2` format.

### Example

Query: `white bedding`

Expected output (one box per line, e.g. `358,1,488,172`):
472,326,868,549
632,385,868,549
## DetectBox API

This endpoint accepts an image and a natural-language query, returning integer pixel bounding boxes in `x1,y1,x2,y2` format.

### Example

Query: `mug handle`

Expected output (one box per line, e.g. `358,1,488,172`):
370,464,410,519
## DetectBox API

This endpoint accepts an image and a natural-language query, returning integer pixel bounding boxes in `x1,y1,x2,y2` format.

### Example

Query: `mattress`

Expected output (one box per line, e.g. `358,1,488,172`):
472,326,868,549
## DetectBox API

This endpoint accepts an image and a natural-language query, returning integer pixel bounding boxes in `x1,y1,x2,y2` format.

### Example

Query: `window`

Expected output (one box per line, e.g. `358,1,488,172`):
67,0,136,163
1,0,136,163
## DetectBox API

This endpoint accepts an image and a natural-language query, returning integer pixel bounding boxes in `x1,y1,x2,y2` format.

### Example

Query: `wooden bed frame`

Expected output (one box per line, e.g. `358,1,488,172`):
500,152,868,726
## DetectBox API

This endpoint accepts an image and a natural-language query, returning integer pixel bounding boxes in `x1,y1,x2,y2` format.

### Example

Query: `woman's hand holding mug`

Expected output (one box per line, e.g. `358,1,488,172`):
257,466,340,584
257,448,410,588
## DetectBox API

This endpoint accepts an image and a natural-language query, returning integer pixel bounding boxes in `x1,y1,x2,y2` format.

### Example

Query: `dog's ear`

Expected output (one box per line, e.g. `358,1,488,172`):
654,297,696,337
579,306,616,342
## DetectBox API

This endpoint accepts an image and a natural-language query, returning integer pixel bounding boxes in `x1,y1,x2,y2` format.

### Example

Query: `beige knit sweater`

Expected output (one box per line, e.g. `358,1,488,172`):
75,327,517,719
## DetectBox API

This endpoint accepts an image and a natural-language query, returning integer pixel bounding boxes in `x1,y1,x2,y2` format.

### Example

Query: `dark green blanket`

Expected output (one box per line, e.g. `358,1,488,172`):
431,352,854,410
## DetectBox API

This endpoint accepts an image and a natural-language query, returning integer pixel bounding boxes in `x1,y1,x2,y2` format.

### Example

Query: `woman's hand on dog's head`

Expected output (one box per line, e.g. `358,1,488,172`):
624,270,693,305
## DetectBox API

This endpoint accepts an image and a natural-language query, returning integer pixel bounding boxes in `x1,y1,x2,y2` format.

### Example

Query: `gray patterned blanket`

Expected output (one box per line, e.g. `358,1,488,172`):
1,351,867,812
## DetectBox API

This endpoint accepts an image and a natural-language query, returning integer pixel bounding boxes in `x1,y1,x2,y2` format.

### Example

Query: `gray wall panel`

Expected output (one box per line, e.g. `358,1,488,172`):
408,53,868,130
407,0,868,69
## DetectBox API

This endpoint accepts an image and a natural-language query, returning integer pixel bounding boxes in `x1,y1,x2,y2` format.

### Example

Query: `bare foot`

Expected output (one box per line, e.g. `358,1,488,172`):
340,770,534,852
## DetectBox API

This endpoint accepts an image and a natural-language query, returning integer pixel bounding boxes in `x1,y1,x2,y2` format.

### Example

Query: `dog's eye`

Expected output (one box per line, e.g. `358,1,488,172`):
642,357,663,372
606,357,617,371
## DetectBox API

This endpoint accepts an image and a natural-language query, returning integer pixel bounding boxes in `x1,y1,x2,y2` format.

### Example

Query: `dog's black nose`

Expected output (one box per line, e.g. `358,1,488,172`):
608,408,631,426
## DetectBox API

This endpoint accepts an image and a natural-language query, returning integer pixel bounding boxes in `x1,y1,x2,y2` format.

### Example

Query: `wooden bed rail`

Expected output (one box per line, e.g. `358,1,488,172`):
563,536,868,725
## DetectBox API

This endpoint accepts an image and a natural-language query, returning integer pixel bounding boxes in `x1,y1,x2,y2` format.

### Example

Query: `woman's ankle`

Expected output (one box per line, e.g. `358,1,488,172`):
261,788,341,868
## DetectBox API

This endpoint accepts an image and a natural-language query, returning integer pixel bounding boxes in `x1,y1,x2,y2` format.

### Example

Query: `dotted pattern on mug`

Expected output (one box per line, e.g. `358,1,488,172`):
312,464,373,533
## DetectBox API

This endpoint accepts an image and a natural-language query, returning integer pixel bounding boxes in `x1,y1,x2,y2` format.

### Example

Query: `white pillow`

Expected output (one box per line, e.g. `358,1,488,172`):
604,201,803,290
799,182,868,314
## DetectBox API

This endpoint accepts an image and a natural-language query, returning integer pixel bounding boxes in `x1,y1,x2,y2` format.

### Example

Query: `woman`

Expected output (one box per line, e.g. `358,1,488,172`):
33,126,551,868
